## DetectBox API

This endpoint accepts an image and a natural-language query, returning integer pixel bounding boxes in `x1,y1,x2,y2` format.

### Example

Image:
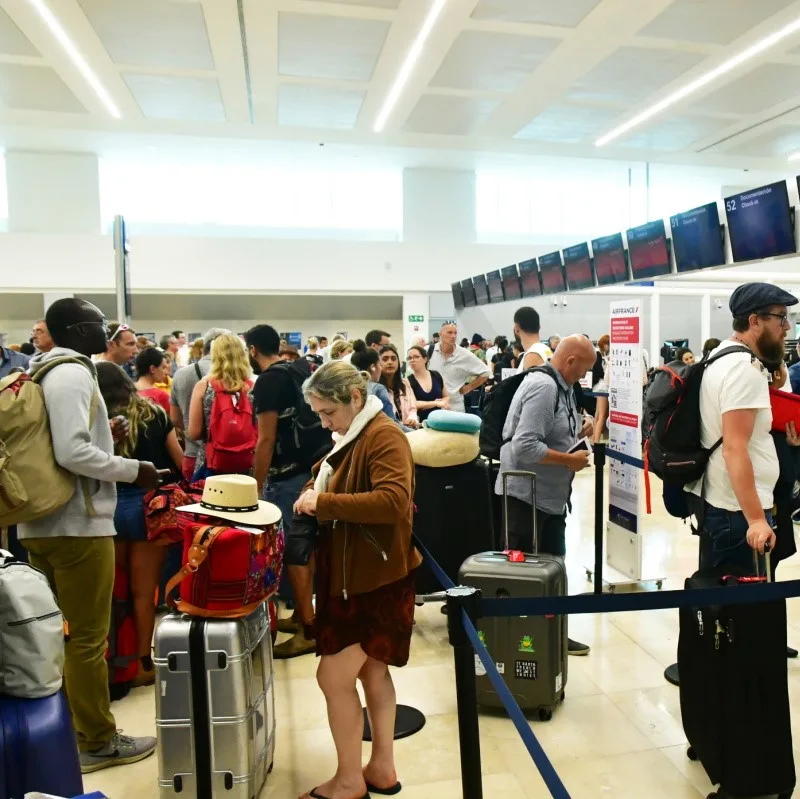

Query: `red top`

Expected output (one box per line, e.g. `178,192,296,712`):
139,387,171,414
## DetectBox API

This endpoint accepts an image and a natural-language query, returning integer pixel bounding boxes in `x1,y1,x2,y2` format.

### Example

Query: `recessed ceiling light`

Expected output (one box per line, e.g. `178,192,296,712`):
595,16,800,147
374,0,448,133
26,0,121,119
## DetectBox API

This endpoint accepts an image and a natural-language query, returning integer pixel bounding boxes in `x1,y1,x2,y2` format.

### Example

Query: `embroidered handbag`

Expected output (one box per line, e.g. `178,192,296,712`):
144,480,205,546
165,517,284,618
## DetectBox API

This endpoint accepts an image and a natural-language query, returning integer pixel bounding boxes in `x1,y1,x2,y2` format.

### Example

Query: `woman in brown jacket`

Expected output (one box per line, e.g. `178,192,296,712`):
293,361,421,799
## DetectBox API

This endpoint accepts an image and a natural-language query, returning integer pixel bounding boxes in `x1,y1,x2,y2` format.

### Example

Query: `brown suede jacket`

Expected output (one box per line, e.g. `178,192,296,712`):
305,411,421,599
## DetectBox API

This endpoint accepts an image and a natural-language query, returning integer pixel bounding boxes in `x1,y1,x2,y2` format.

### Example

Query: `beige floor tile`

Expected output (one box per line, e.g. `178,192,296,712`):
397,771,529,799
661,743,717,796
574,640,669,694
606,685,687,748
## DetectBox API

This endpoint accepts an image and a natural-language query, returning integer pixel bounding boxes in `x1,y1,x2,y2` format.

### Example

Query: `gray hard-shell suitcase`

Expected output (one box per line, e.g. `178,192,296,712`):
459,471,568,721
153,602,276,798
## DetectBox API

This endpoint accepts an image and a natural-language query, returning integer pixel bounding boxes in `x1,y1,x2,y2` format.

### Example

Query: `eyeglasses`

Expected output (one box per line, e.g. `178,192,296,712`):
759,312,790,327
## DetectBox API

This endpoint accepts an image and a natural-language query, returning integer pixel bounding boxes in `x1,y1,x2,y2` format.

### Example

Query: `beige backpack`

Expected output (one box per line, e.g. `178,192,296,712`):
0,358,99,527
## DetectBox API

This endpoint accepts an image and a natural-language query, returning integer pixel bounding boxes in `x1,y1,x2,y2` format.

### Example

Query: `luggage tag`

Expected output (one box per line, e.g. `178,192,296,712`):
503,550,526,563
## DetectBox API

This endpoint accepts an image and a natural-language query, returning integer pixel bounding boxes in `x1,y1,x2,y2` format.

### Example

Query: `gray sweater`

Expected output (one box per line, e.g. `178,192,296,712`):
17,348,141,540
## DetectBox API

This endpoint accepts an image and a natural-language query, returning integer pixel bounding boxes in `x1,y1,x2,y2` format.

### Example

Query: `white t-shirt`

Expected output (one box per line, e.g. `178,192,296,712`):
688,343,778,511
517,342,552,373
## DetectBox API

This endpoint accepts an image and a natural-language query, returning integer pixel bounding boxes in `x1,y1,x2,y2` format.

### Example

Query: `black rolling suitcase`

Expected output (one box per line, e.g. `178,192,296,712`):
412,459,494,595
678,552,795,799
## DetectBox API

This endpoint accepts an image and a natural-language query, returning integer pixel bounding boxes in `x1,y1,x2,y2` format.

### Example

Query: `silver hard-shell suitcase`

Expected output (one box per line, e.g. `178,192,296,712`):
459,471,567,720
154,602,276,797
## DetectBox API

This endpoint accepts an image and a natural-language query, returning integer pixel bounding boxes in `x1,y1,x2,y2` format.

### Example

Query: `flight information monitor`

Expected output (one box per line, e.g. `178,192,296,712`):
563,242,594,290
451,282,464,310
538,251,567,295
518,258,542,297
725,180,796,262
473,274,490,305
626,219,671,279
487,269,504,303
670,202,726,273
461,278,477,307
501,264,522,300
591,233,629,285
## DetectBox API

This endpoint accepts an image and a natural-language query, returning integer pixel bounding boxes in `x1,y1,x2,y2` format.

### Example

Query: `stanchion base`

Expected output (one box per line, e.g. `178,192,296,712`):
664,663,680,687
362,705,426,742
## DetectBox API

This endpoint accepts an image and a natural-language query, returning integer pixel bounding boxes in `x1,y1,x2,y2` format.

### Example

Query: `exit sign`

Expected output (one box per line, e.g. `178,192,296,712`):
408,315,424,323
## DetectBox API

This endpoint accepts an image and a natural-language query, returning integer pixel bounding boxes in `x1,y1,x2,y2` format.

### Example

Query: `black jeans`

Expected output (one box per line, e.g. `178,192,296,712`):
503,496,567,556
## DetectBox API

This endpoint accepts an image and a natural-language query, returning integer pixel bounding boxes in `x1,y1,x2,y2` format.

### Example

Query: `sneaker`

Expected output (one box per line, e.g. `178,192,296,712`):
273,628,316,659
568,638,590,656
80,731,157,774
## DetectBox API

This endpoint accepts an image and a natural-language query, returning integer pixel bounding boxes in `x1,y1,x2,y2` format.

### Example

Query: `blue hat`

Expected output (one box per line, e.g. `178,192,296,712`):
729,282,798,317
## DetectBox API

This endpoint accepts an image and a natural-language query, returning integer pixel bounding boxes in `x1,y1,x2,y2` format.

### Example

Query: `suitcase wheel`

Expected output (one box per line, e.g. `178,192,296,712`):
537,708,553,722
686,746,698,761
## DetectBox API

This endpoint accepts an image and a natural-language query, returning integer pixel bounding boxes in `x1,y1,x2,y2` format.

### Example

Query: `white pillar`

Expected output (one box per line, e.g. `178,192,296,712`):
402,293,430,353
700,294,711,347
5,151,101,234
650,293,661,365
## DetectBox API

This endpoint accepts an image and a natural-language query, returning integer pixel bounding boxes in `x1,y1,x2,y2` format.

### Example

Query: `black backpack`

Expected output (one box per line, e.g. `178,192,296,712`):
269,361,333,470
642,345,751,491
480,365,569,460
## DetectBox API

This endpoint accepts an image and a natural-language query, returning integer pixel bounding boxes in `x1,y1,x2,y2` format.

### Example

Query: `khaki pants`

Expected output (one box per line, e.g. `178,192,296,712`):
23,536,116,751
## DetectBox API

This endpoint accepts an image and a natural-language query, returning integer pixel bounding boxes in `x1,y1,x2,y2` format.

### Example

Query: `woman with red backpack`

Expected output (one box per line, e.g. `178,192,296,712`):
188,333,257,481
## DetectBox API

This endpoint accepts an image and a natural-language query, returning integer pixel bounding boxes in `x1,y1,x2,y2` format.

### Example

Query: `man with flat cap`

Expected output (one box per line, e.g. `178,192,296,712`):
688,281,798,574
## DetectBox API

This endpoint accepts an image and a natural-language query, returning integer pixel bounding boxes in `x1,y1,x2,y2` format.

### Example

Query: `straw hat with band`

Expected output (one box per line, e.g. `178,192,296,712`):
176,474,281,527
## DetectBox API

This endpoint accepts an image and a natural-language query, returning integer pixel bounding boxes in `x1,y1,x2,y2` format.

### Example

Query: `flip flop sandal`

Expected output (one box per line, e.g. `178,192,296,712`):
366,782,402,795
308,790,371,799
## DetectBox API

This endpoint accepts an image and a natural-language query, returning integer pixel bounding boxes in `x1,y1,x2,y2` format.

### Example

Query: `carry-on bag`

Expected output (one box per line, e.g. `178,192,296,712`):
413,459,495,595
459,471,567,720
0,691,83,799
678,550,795,799
154,601,276,798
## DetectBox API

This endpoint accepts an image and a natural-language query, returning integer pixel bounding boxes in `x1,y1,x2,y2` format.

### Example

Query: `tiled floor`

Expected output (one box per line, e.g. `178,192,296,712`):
84,469,800,798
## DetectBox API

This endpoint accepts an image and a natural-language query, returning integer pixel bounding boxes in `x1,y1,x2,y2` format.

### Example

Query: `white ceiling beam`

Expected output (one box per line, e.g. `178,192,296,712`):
200,0,250,124
461,18,570,40
241,0,278,127
357,0,483,135
0,0,141,118
629,36,721,56
476,0,676,138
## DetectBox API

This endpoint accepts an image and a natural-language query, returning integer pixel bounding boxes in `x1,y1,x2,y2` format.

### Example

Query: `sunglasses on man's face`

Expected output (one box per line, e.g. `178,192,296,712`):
64,319,109,335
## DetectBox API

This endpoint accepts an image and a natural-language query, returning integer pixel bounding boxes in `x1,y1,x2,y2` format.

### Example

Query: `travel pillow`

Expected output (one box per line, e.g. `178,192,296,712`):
406,427,480,468
424,409,482,434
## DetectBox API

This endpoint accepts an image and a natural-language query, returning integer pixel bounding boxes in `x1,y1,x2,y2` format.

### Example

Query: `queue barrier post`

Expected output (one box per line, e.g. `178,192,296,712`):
593,442,606,595
446,586,484,799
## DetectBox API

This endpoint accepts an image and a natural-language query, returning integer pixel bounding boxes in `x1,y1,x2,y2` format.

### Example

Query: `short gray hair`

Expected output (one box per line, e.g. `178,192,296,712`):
203,327,231,355
303,361,367,406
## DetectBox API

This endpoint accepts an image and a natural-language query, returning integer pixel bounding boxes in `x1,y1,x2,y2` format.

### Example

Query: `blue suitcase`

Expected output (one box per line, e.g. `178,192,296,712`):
0,691,83,799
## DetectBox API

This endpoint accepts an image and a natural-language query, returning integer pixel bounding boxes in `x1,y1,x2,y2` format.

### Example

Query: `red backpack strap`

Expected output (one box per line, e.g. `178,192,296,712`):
165,525,228,608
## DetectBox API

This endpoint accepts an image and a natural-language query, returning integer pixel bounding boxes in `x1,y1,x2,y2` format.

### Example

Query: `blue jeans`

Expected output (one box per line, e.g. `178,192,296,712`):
700,503,772,576
114,485,148,542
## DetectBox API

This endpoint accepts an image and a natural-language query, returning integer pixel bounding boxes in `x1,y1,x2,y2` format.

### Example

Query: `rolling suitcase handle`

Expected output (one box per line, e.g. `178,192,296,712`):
754,544,772,583
501,470,537,557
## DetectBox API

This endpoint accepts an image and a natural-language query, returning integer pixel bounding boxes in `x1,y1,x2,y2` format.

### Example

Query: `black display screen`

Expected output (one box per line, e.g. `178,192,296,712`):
487,269,504,303
627,220,671,279
501,264,522,300
539,251,566,295
670,202,726,273
563,242,594,291
591,233,629,285
451,282,464,310
461,278,477,307
473,274,490,305
725,180,796,262
518,259,541,297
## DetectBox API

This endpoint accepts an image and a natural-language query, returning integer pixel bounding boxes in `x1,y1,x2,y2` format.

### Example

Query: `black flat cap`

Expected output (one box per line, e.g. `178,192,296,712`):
729,282,798,317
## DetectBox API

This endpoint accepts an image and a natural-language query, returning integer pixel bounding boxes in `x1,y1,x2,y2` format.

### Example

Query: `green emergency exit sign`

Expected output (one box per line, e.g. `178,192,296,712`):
408,315,424,322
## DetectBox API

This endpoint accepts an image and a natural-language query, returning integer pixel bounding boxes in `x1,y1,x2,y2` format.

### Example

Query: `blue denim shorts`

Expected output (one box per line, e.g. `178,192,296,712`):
262,472,312,533
114,485,148,542
700,503,772,575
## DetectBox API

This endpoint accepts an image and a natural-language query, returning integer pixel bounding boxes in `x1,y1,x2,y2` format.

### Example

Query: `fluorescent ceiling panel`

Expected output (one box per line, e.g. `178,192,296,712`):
0,7,39,57
0,63,86,113
278,85,365,129
618,115,725,151
403,95,500,135
279,13,390,81
430,31,558,92
78,0,215,70
123,74,225,121
567,46,705,105
639,0,796,46
691,62,800,115
514,104,622,143
471,0,601,27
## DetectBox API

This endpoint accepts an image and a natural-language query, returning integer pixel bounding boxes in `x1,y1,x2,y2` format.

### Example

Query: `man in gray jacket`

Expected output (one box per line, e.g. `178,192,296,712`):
18,298,160,774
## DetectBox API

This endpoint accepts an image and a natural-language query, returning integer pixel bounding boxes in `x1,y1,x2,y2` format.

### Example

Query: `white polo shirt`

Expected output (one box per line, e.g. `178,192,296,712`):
428,344,492,413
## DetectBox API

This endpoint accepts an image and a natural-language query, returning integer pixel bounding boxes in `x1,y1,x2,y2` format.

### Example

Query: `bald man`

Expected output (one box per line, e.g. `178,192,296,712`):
497,334,597,656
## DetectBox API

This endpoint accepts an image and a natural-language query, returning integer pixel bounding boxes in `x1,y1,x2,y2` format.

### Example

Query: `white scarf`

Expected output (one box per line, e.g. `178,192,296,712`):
314,394,383,493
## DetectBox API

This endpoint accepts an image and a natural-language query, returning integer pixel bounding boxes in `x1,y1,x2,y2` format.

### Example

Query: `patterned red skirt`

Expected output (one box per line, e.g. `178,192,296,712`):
314,531,416,667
